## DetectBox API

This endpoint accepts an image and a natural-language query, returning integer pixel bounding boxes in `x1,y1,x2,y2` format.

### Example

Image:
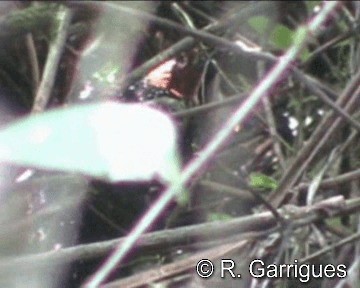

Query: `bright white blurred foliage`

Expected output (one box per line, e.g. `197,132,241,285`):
0,102,181,185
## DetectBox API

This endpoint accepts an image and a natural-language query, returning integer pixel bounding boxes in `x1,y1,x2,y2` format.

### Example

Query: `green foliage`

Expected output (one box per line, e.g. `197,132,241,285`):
271,24,294,50
247,16,310,61
249,172,278,191
247,16,269,35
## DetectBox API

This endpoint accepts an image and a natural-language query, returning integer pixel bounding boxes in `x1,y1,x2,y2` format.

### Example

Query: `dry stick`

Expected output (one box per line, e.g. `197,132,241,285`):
102,1,360,136
262,95,286,169
269,69,360,207
297,147,360,191
80,0,313,106
89,0,358,140
299,231,360,265
94,197,356,288
334,259,360,288
182,1,217,23
232,17,354,134
174,91,247,118
88,205,127,234
300,85,360,183
106,1,343,106
297,128,359,205
14,1,348,282
104,210,344,288
257,26,286,171
302,29,353,68
311,77,338,100
300,163,360,191
17,0,330,284
177,91,293,155
257,39,286,170
278,231,360,283
102,240,250,288
57,1,252,96
95,1,357,140
25,33,40,95
322,128,358,172
0,208,278,272
198,179,257,203
0,195,353,274
31,6,72,113
84,3,340,287
108,2,273,90
257,57,287,170
293,70,360,131
95,2,277,65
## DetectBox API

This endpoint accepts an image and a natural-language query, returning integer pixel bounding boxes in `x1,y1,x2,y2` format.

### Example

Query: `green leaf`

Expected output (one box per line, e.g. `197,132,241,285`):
300,47,311,62
249,172,278,190
207,213,233,222
247,16,270,35
270,24,294,50
0,102,181,185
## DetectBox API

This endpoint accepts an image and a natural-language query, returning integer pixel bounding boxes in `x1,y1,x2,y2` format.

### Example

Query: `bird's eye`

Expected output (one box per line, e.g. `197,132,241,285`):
176,55,188,69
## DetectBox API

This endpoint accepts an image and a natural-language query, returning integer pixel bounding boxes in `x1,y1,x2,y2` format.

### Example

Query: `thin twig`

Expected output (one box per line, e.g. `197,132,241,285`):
299,231,360,264
298,167,360,192
102,240,250,288
198,180,257,203
0,195,354,273
334,258,360,288
93,1,274,92
269,68,360,207
302,29,353,68
294,70,360,132
25,33,40,95
261,95,286,170
31,6,72,113
174,91,247,118
85,3,341,286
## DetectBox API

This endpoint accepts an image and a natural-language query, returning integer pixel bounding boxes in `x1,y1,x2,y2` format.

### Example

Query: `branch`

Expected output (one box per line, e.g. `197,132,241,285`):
298,167,360,192
0,195,354,274
31,6,72,113
269,70,360,207
85,3,341,286
103,239,250,288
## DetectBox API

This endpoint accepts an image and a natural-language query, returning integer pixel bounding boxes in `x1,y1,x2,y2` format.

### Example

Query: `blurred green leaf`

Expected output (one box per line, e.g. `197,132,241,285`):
248,16,270,35
300,47,311,62
248,17,304,52
0,103,181,185
249,172,278,190
270,24,294,50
